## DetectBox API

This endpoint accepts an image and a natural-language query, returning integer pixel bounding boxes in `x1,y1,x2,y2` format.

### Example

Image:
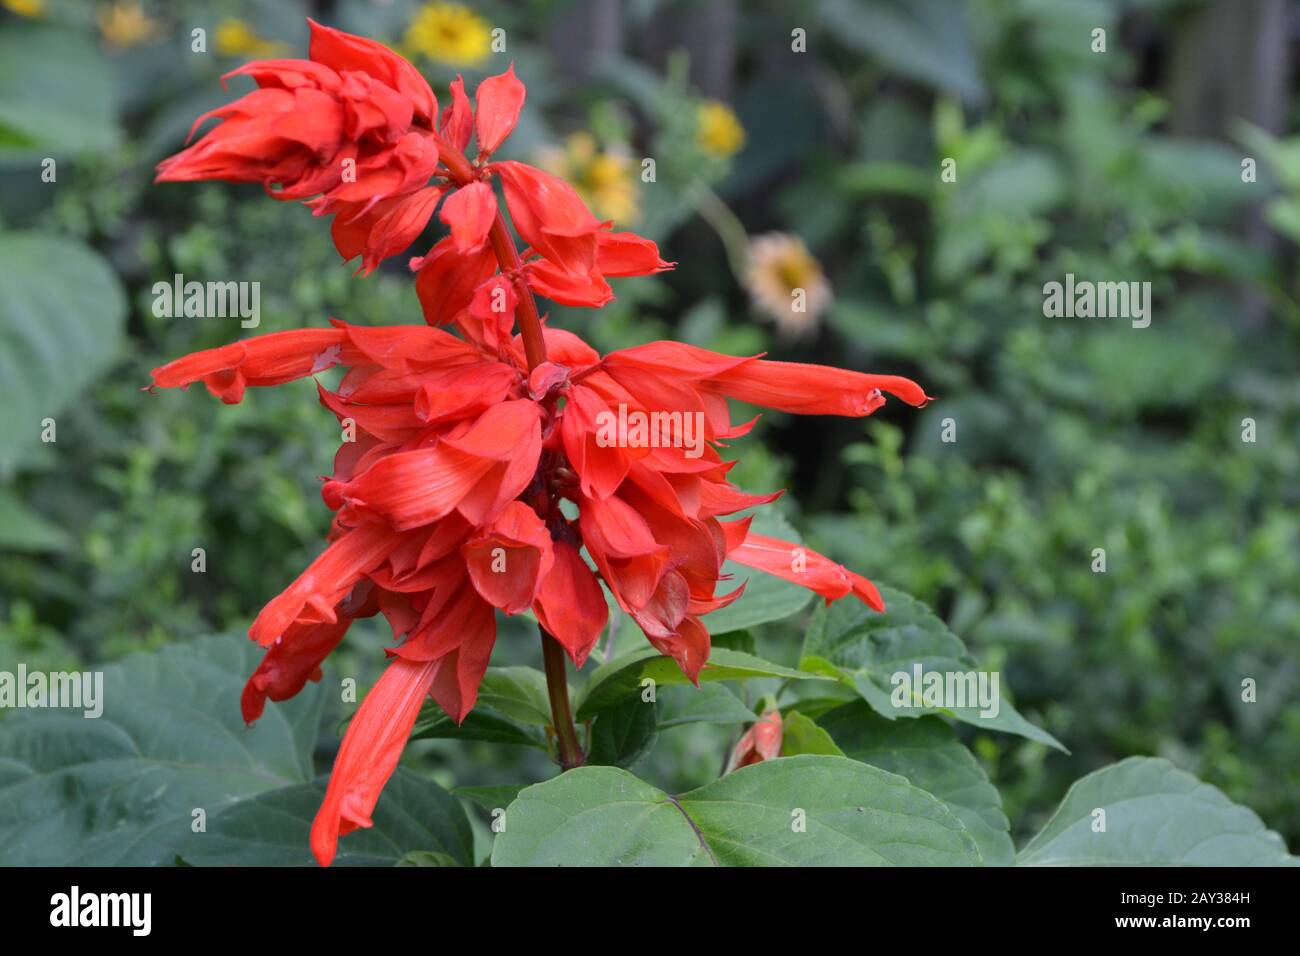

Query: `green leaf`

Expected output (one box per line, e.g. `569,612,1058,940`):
779,711,845,757
0,233,127,477
0,634,321,865
817,0,984,103
473,667,555,727
804,585,1066,751
577,646,830,721
410,703,546,750
492,756,982,866
819,701,1014,866
586,697,658,768
493,766,701,867
454,784,526,814
0,25,120,161
0,488,70,552
396,850,461,867
656,684,755,728
178,768,474,867
1017,757,1298,867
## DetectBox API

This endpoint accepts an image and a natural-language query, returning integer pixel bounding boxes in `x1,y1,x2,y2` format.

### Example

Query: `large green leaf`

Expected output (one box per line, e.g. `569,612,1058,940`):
177,768,474,867
409,704,546,750
0,233,127,477
0,487,70,552
492,756,982,866
586,696,658,768
1017,757,1297,867
656,684,755,728
0,25,120,161
0,635,321,865
818,0,984,102
779,711,845,758
819,701,1014,866
803,585,1065,751
474,666,555,726
576,646,830,721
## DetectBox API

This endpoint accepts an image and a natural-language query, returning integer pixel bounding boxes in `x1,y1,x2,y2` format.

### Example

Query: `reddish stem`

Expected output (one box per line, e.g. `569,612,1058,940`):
541,632,586,770
433,135,548,370
434,132,581,767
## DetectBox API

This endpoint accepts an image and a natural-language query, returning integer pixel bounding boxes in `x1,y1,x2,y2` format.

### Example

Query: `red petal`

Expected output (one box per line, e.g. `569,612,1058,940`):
533,540,608,667
524,258,613,308
241,615,352,723
728,532,885,612
595,230,674,277
310,656,439,866
708,361,932,415
474,63,526,157
439,180,498,253
461,501,554,614
494,161,601,276
249,523,400,645
643,614,711,684
413,237,498,326
439,75,473,151
307,18,437,122
151,328,348,404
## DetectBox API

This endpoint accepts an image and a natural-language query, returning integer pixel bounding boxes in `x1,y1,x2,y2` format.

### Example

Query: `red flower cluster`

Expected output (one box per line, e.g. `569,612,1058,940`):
151,21,929,867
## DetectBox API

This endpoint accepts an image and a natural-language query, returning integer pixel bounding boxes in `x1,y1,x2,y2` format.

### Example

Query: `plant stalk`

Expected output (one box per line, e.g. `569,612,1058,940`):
436,134,580,767
541,629,585,769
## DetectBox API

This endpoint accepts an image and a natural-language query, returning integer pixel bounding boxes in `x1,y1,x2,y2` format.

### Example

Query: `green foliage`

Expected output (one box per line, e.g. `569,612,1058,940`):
1018,758,1297,867
492,757,984,866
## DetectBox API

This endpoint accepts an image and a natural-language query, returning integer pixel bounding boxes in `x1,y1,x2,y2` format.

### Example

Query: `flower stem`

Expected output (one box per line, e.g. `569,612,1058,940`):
433,134,548,369
435,133,574,765
541,629,585,770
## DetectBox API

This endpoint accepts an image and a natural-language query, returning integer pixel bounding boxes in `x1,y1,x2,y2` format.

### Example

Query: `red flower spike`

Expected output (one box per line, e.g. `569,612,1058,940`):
151,22,928,866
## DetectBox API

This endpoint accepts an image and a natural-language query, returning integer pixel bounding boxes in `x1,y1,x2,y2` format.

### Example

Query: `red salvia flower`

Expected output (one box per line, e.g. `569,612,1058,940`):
150,22,930,866
725,709,784,773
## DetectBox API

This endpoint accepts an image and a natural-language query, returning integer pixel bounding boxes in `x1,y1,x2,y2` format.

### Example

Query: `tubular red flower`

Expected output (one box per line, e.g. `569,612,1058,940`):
473,63,526,157
461,501,555,614
310,656,439,867
493,160,603,276
728,532,885,612
533,540,607,666
438,180,497,253
726,709,783,772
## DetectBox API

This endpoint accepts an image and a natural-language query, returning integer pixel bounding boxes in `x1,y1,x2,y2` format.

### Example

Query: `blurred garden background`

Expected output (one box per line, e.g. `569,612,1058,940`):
1,0,1298,854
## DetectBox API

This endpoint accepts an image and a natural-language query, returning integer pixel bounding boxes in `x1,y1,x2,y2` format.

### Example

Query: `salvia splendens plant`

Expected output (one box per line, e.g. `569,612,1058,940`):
148,20,929,866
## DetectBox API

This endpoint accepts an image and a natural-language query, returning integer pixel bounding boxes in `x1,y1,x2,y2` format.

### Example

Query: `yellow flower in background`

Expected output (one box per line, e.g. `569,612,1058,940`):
745,232,832,338
696,100,745,158
2,0,45,17
403,2,492,67
536,132,639,225
98,2,164,50
215,18,288,59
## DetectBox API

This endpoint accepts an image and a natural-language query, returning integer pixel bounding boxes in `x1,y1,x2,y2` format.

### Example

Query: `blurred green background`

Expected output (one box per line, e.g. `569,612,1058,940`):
1,0,1298,849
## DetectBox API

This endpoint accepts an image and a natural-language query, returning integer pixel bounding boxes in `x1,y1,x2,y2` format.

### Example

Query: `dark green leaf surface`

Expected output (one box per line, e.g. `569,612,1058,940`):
492,755,982,866
1017,757,1298,867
